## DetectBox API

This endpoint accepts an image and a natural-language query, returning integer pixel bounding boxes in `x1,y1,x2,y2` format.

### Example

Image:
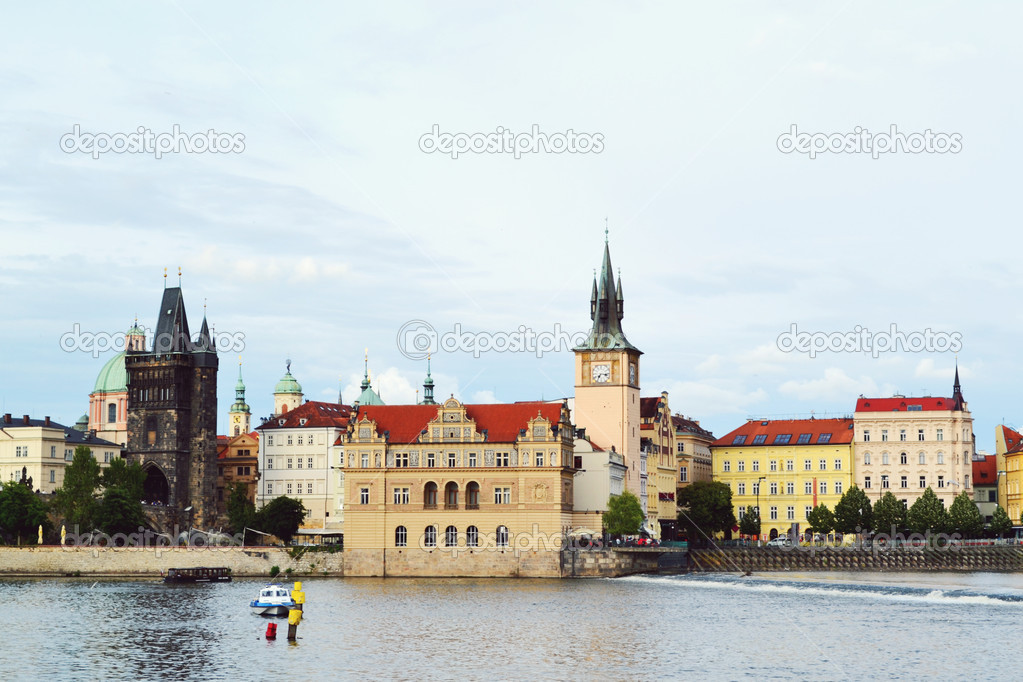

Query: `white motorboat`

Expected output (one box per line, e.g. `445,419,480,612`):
250,584,295,616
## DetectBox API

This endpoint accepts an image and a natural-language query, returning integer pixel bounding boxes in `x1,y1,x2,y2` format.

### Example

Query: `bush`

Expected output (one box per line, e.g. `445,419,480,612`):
269,565,280,578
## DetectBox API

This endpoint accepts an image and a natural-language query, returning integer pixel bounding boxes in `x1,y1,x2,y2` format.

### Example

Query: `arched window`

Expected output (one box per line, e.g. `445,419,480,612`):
466,525,479,547
107,403,117,423
395,526,407,547
445,525,458,547
424,525,437,547
444,482,459,509
496,525,509,548
466,482,480,509
899,452,908,465
424,482,438,508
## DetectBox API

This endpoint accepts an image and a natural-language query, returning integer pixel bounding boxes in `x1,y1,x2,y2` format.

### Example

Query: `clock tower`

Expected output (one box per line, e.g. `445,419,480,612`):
229,360,251,437
573,234,643,496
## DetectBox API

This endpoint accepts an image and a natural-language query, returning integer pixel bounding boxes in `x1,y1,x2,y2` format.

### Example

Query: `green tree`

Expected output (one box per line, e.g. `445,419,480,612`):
833,485,873,535
227,483,257,539
806,504,835,536
254,496,307,544
94,486,147,538
738,505,760,537
947,491,983,538
602,491,644,536
990,505,1013,538
677,481,736,545
101,458,145,501
872,492,908,535
0,482,50,544
907,487,949,534
52,445,101,531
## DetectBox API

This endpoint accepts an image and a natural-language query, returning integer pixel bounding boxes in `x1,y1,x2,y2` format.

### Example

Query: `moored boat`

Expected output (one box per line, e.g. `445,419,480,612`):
250,583,295,616
163,567,233,583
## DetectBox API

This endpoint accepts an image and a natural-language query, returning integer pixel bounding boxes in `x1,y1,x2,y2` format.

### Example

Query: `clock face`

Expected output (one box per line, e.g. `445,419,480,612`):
629,363,636,384
591,364,611,383
232,416,240,423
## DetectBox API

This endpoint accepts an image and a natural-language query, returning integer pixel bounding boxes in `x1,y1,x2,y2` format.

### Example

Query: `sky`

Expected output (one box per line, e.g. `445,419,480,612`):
1,2,1020,452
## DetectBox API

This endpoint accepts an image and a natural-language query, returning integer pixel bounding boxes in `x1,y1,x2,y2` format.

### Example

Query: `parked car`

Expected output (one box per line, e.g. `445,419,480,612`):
766,537,794,548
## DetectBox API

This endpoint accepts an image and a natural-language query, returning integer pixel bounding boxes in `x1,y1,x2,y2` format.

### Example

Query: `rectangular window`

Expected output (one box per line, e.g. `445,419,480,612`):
680,466,688,483
287,435,293,446
804,459,811,471
448,453,456,467
286,483,293,495
834,459,842,470
965,475,970,488
268,435,274,446
770,482,778,495
773,435,791,445
752,434,767,445
468,452,477,467
732,435,747,445
919,453,926,465
882,430,889,442
237,466,244,476
819,459,827,471
819,481,827,495
360,487,369,504
817,434,832,444
496,452,509,467
938,476,945,489
797,433,812,445
723,461,731,472
50,445,56,458
393,487,410,504
899,429,907,442
297,458,303,469
881,475,889,489
787,506,795,520
920,476,926,488
287,458,293,469
786,460,794,471
307,457,313,469
865,476,871,489
937,453,944,465
737,482,745,495
494,487,511,504
863,430,870,442
306,483,313,494
267,483,273,494
297,435,303,446
805,505,813,519
770,460,778,472
267,458,273,470
770,506,778,520
805,481,813,495
936,429,943,441
752,461,760,472
835,481,843,495
918,429,925,441
882,453,890,465
361,453,369,468
49,469,55,483
395,453,409,468
786,482,794,494
427,453,436,468
536,452,544,467
752,483,760,495
900,475,908,489
735,460,745,472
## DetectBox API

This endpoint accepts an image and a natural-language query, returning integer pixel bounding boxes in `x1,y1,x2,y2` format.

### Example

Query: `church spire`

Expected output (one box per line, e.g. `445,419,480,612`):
575,228,639,352
952,361,965,411
422,353,436,405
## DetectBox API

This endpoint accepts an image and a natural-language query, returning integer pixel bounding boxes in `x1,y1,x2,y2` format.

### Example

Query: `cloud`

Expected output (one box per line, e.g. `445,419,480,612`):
777,368,892,402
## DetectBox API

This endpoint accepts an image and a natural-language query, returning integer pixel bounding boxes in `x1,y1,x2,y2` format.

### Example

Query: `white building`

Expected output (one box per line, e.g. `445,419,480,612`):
0,413,121,492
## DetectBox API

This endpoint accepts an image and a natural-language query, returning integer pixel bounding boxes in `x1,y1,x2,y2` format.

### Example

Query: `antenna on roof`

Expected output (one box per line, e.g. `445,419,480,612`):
163,268,167,288
178,266,182,286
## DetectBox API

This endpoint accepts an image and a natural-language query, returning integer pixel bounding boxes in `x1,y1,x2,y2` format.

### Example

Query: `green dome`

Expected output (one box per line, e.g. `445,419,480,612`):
274,369,303,395
127,325,145,336
74,414,89,431
93,351,127,393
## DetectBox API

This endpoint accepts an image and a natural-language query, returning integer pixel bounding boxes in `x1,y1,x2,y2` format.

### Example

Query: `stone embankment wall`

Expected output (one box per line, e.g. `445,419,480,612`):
561,549,661,577
345,547,562,577
0,546,344,577
689,546,1023,572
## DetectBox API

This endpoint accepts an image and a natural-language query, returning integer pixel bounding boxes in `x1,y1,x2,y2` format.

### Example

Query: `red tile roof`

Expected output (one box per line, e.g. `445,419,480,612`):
713,418,854,447
855,397,952,412
256,401,352,430
1001,425,1023,454
972,455,998,485
640,397,661,419
673,415,714,439
352,402,564,444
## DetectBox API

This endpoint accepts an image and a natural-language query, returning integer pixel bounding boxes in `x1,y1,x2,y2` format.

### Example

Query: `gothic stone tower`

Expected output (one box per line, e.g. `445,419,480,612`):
125,286,219,529
573,236,644,497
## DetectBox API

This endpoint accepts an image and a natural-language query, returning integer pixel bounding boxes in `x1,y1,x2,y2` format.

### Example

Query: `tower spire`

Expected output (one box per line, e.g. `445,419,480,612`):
952,359,965,411
422,353,436,405
575,232,638,352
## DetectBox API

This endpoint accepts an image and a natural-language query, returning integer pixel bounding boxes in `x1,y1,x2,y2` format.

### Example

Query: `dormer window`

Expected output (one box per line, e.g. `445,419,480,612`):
299,418,308,426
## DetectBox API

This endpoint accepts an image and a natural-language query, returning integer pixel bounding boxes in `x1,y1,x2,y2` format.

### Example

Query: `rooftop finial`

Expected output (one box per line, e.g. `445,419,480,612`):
286,358,291,373
163,268,167,288
604,217,609,244
177,266,182,286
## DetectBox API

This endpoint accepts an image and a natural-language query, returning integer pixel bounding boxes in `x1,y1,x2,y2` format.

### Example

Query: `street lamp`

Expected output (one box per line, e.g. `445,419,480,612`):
756,475,767,544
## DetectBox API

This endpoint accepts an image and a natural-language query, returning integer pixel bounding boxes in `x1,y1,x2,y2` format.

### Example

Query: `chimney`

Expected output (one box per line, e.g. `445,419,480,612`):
23,415,30,425
89,429,96,440
3,413,10,424
44,416,51,427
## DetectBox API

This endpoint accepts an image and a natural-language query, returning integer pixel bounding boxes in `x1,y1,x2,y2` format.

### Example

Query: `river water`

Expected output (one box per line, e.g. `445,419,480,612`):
1,571,1019,680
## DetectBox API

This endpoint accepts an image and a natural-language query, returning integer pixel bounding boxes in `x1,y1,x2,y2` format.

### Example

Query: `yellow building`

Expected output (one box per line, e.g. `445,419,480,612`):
711,418,855,540
996,425,1021,525
673,414,714,488
342,397,576,577
641,392,678,539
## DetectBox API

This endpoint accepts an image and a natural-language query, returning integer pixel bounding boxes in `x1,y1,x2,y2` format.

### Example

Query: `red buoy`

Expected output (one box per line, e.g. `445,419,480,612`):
265,623,277,639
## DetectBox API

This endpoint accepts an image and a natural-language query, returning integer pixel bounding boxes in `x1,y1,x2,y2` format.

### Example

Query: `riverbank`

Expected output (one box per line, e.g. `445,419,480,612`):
689,546,1023,572
0,546,343,578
